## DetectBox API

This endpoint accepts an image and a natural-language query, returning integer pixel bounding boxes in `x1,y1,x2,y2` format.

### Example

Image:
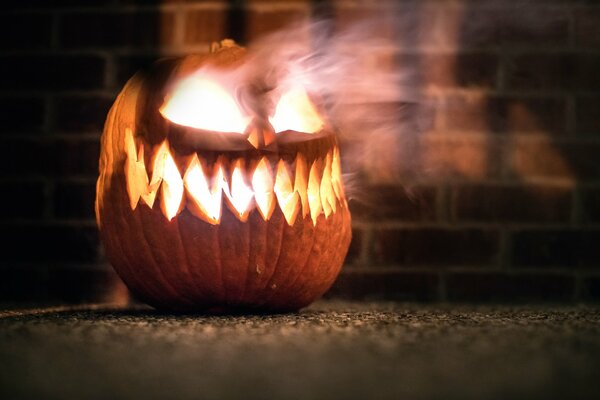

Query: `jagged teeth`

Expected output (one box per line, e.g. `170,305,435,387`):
124,129,344,225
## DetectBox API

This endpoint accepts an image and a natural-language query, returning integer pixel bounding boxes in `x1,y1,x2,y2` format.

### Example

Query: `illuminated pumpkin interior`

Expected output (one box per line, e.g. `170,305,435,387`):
130,77,339,225
160,76,323,134
159,76,251,133
124,128,344,226
269,85,324,133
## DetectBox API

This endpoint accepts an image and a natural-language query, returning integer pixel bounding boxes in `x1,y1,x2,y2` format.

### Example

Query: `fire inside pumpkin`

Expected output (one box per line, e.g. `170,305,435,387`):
95,40,352,312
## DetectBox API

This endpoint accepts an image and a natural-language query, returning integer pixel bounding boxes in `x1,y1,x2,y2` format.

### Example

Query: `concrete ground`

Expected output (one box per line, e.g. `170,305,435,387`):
0,301,599,400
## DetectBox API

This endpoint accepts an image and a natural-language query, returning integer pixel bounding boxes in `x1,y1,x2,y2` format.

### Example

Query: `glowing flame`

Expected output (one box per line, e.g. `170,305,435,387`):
320,152,336,218
307,160,323,224
124,128,149,210
252,158,276,220
331,147,344,201
294,154,310,218
184,155,223,224
160,144,184,221
269,86,324,133
160,76,250,132
142,143,168,208
224,159,254,221
274,159,301,225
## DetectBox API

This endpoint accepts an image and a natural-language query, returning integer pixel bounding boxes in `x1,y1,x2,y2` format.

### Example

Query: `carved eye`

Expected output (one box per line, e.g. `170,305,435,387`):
159,75,250,133
269,85,324,134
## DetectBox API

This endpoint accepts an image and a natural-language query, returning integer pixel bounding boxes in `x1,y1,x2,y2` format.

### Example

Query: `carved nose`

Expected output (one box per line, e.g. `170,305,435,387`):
246,119,276,149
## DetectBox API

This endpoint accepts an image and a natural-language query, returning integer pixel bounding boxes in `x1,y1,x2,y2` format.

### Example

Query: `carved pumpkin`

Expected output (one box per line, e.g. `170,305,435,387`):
95,40,352,312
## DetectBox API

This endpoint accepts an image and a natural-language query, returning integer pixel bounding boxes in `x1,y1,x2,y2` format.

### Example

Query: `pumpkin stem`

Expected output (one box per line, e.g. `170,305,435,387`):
210,39,238,53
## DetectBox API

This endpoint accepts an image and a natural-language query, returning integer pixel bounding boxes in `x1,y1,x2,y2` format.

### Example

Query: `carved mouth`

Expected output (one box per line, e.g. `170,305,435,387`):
124,128,346,226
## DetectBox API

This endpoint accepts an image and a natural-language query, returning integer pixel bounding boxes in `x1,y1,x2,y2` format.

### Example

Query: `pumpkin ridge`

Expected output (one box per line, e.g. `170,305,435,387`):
262,216,315,308
105,87,148,299
215,211,227,302
311,207,346,302
281,214,330,309
113,176,167,306
256,207,287,306
235,205,253,304
101,103,166,305
136,205,196,306
282,217,314,304
250,208,285,304
174,215,206,302
238,212,260,304
101,182,143,300
178,211,227,305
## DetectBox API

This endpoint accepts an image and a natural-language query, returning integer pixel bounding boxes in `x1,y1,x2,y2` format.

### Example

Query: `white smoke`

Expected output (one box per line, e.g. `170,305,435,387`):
239,17,431,197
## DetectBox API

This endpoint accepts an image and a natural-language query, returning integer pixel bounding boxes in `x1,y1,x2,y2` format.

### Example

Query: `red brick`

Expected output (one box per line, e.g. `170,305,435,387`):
576,96,600,134
373,228,500,266
574,8,600,48
505,53,600,92
511,229,600,268
345,228,363,265
421,136,503,180
54,181,96,220
51,139,100,177
443,95,566,134
441,94,490,132
414,52,498,89
333,6,398,40
325,270,439,302
334,101,433,143
246,9,310,40
0,97,45,133
115,54,162,88
581,187,600,223
349,185,437,222
59,11,175,49
183,9,228,44
0,182,45,220
454,184,573,223
0,55,105,91
446,272,575,302
55,95,113,133
0,224,99,263
511,140,600,180
0,13,52,50
455,7,569,48
500,96,567,135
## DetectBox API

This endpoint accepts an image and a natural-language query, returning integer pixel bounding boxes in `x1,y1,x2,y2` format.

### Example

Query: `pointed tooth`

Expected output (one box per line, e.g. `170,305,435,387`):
331,146,345,201
124,127,148,210
184,154,222,224
223,159,254,222
252,157,275,221
247,128,260,149
275,160,300,225
307,159,323,225
294,153,309,219
159,144,184,221
320,152,336,217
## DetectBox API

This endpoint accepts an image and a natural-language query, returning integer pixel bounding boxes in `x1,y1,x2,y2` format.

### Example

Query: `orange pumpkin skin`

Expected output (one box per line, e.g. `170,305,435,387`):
95,43,352,312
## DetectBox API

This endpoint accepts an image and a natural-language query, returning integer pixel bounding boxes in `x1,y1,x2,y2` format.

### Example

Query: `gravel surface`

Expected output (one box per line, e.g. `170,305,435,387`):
1,301,599,400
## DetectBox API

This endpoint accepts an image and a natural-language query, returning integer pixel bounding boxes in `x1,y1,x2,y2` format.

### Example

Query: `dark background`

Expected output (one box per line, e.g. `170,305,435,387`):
1,0,599,304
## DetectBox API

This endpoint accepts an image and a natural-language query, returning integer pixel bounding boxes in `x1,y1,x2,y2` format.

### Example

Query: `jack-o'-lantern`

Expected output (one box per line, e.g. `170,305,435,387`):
95,40,352,312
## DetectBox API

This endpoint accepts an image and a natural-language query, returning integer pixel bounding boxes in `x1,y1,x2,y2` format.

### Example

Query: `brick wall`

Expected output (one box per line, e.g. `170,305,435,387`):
1,0,599,303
